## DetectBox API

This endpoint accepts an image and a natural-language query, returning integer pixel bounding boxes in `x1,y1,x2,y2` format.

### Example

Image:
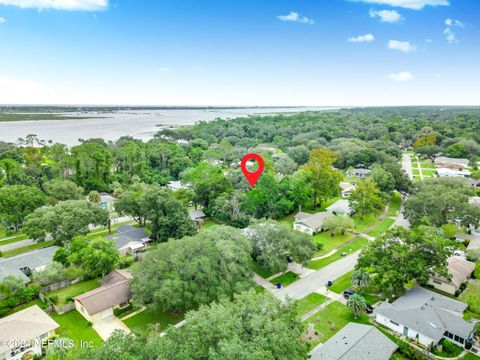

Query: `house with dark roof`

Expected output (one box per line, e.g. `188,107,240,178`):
374,286,475,349
105,224,152,256
428,256,475,295
0,305,59,360
310,323,398,360
0,246,59,283
293,211,333,235
74,269,132,323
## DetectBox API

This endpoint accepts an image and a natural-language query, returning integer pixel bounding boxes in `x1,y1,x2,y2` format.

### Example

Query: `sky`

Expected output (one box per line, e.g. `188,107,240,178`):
0,0,478,106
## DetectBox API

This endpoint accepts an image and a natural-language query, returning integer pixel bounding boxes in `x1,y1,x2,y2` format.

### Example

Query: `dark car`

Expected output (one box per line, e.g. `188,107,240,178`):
343,287,354,299
365,304,374,314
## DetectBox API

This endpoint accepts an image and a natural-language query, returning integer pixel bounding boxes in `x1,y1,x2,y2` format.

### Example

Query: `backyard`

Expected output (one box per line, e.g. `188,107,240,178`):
47,278,100,306
123,307,185,336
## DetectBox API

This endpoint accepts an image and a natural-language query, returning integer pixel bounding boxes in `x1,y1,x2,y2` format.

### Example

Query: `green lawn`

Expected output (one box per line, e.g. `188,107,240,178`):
418,160,436,169
202,219,220,229
47,278,100,306
1,240,55,257
123,307,184,336
387,193,401,217
305,301,370,346
461,353,480,360
0,233,29,244
249,259,275,279
412,168,420,176
308,237,369,270
52,311,102,346
296,293,328,317
421,169,436,176
329,271,353,293
269,271,299,287
459,282,480,314
367,218,394,238
352,213,378,232
312,231,355,257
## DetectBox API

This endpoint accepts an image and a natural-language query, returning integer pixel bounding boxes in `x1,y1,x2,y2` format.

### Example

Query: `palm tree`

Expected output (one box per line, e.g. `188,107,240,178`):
351,268,371,291
347,293,367,319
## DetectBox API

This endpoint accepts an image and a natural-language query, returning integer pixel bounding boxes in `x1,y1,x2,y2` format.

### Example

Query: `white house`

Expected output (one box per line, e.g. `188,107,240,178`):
293,211,333,235
166,180,190,191
340,182,356,198
326,199,354,216
374,286,475,349
74,269,132,323
436,168,471,178
0,305,59,360
428,256,475,295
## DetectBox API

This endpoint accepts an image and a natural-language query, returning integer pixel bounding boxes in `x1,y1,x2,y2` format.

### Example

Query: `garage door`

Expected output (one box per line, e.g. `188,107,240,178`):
101,307,113,319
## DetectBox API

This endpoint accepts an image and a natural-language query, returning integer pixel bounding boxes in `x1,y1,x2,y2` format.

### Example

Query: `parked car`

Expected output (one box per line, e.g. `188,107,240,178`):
343,287,354,299
365,304,374,314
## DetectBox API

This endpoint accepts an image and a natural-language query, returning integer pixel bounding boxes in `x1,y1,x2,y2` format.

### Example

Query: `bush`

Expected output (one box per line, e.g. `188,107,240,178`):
21,283,41,302
113,304,132,317
118,256,134,269
467,250,480,262
433,338,463,357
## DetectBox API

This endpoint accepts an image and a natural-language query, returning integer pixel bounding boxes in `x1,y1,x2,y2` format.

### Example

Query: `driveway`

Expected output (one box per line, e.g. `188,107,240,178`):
393,200,411,229
402,153,413,180
273,251,360,301
93,316,130,340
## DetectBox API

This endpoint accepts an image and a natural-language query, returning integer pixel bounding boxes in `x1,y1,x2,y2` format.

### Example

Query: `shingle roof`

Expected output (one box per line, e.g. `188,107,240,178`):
189,209,206,221
326,199,353,214
0,305,59,353
435,157,469,167
106,225,150,250
0,246,59,282
74,270,132,315
310,323,398,360
294,211,333,231
431,256,475,287
374,286,475,342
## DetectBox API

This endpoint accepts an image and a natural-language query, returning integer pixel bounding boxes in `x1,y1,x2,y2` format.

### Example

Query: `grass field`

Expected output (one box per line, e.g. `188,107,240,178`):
249,259,275,278
367,218,394,238
412,168,420,176
47,278,100,306
269,271,299,287
123,307,184,336
329,271,353,293
296,293,328,317
305,301,370,346
352,213,377,232
307,237,369,270
459,282,480,314
52,311,102,346
312,231,355,257
421,169,436,176
387,193,401,217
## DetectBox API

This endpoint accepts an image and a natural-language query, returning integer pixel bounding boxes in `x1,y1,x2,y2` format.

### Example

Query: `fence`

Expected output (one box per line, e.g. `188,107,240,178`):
40,277,81,293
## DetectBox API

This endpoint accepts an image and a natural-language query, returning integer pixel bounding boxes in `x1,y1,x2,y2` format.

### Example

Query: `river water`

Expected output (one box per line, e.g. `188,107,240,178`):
0,107,333,146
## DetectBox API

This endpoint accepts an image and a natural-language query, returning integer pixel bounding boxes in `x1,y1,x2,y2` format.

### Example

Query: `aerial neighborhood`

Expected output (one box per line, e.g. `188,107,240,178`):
0,107,479,360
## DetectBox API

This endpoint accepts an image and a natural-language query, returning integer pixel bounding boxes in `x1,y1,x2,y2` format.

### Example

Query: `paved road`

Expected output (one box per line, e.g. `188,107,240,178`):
273,251,360,301
402,153,413,180
0,239,35,252
393,200,411,229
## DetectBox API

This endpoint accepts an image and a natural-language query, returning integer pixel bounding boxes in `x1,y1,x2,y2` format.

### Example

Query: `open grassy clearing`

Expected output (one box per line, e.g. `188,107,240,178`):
296,293,328,317
312,231,355,257
269,271,299,287
387,193,401,217
123,307,185,336
352,213,378,232
328,271,353,293
367,218,394,238
307,237,369,270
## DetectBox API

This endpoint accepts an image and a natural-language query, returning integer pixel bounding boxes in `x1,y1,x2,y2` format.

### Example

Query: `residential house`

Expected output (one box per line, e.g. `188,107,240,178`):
105,225,152,256
436,168,471,178
189,209,206,227
99,192,115,212
348,168,371,179
374,286,475,349
74,269,132,323
0,246,59,283
293,211,333,235
434,157,470,170
467,179,480,188
0,305,59,360
469,196,480,208
166,180,190,192
309,323,398,360
326,199,354,216
428,256,475,295
340,182,356,198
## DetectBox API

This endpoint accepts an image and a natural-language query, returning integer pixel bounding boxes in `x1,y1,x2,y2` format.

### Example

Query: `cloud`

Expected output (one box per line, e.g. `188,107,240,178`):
0,0,108,11
444,18,464,27
0,74,52,103
351,0,449,10
443,18,464,44
277,11,314,24
443,27,456,43
0,16,5,23
369,9,402,23
348,33,375,42
158,67,171,73
387,71,414,81
388,40,416,53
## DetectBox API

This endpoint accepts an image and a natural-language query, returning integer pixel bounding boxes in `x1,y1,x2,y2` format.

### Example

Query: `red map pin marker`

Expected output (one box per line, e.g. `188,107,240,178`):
241,153,265,187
